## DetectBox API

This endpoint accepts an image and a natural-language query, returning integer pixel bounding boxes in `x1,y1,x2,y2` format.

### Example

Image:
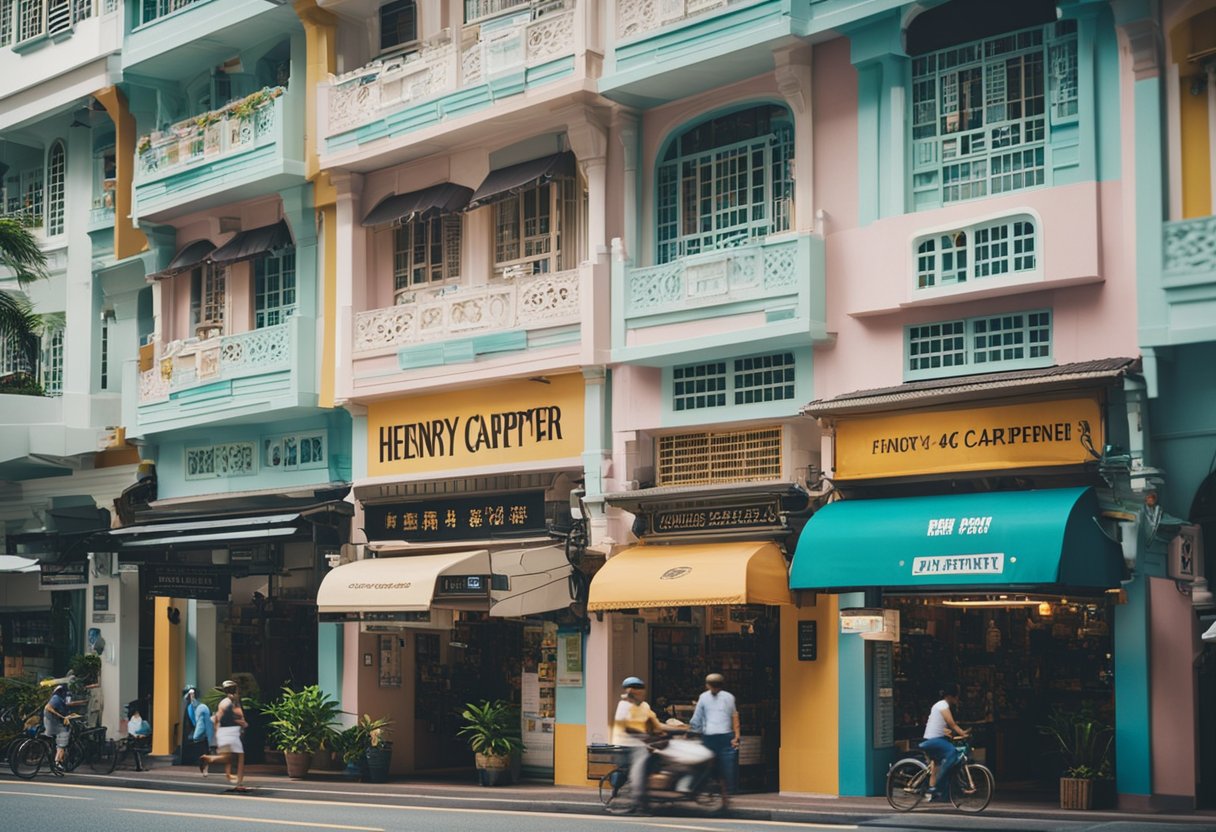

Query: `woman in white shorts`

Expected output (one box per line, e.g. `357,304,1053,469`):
198,680,248,789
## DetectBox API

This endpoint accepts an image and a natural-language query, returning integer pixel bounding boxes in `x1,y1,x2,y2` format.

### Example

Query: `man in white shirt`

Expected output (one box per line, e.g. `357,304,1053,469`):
689,673,741,794
918,682,970,801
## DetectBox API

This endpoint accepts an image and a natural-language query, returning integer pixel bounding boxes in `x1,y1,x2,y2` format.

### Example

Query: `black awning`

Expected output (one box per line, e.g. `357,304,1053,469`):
362,183,474,227
149,240,216,280
467,151,575,209
209,220,294,266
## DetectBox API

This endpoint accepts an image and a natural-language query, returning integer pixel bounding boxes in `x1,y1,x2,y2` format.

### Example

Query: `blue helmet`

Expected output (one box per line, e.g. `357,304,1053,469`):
621,676,645,689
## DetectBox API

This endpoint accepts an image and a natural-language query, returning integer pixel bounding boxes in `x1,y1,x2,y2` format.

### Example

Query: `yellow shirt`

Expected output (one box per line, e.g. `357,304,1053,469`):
613,697,656,746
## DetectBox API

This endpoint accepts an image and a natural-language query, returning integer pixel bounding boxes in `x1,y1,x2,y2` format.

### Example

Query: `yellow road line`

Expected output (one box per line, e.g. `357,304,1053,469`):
118,808,384,831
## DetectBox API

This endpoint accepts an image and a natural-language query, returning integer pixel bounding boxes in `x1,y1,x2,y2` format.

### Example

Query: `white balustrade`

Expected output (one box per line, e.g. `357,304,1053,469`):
326,5,574,137
138,323,292,402
1163,215,1216,277
616,0,732,40
135,89,285,183
353,270,581,353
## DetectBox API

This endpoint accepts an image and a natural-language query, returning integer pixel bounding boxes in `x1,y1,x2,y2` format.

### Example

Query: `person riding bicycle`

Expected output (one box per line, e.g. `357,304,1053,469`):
612,676,667,813
43,684,72,773
919,683,969,802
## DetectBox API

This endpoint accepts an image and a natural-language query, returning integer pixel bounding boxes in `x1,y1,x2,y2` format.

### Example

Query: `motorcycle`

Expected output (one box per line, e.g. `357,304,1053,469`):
600,729,728,816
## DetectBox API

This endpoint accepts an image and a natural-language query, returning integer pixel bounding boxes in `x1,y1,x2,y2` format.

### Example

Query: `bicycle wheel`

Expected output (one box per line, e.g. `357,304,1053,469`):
61,737,84,772
600,770,634,814
692,775,726,815
12,738,47,780
4,734,28,773
950,763,994,813
886,758,929,811
87,739,118,774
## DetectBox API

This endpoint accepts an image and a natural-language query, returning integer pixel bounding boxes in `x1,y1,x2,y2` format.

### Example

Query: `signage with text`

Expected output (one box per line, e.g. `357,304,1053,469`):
40,561,88,589
648,502,783,536
367,374,585,477
144,564,231,602
834,396,1103,480
366,491,547,542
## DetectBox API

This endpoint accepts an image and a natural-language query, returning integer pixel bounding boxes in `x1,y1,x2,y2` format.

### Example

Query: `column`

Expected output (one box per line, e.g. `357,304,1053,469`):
331,172,364,403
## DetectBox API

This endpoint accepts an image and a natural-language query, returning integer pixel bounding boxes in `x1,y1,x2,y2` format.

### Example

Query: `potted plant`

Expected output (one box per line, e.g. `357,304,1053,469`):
1039,704,1114,809
457,699,523,787
262,685,341,779
352,714,393,783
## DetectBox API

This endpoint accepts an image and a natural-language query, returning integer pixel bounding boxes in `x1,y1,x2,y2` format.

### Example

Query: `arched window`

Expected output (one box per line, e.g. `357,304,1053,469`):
47,140,66,236
656,104,793,264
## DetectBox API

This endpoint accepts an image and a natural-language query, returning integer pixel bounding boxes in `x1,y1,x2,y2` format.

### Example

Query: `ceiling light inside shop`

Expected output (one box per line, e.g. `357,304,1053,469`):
940,597,1040,608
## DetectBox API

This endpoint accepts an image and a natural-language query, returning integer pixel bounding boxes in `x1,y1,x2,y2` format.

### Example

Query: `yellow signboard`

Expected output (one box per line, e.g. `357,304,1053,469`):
367,373,585,477
834,396,1103,480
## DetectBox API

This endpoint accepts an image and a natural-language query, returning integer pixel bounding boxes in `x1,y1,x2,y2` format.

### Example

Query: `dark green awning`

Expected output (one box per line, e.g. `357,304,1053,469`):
790,487,1123,592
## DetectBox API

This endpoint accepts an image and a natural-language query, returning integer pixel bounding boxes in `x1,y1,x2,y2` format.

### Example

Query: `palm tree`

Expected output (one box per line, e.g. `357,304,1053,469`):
0,216,49,372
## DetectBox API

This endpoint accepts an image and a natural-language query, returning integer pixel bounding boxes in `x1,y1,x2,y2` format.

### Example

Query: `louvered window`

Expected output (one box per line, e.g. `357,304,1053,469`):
657,426,783,486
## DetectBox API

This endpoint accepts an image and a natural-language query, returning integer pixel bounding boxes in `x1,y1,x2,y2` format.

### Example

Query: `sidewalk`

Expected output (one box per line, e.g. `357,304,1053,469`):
66,756,1216,827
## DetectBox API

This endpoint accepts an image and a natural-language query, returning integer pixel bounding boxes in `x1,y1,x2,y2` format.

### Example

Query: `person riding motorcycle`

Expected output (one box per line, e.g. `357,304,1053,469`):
612,676,666,813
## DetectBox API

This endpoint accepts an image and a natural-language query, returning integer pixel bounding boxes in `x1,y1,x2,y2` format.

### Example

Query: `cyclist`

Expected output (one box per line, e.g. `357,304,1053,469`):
612,676,666,813
43,684,71,773
919,683,969,802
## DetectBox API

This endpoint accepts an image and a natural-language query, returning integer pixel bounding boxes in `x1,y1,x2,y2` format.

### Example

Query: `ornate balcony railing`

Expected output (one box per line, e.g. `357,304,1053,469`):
353,269,580,353
616,0,745,40
625,236,800,316
135,88,285,182
326,5,574,137
1163,215,1216,278
138,322,292,402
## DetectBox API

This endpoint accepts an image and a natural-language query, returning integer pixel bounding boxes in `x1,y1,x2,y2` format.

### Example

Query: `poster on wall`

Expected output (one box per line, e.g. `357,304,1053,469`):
556,630,583,687
378,634,401,688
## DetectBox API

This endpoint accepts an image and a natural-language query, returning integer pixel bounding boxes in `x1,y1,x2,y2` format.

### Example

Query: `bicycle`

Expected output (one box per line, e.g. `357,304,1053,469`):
11,713,105,778
885,737,994,813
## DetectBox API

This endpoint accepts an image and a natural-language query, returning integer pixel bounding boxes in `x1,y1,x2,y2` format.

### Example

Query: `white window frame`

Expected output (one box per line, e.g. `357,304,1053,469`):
905,309,1053,381
492,176,577,277
1,0,15,46
914,214,1038,291
254,248,297,329
39,325,63,396
909,21,1078,208
393,215,461,301
46,140,65,236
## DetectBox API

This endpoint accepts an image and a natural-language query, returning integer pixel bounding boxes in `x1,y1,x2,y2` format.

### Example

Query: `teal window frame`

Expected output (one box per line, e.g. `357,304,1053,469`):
254,248,297,329
669,350,797,412
906,309,1052,381
656,104,794,265
909,20,1078,209
915,214,1037,289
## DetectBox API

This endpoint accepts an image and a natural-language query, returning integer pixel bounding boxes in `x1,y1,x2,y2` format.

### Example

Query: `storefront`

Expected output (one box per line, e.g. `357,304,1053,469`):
326,373,589,780
790,360,1149,801
587,483,811,793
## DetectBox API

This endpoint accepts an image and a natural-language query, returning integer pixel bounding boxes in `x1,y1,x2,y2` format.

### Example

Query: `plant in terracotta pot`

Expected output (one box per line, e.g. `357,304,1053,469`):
1039,704,1114,810
457,699,523,787
262,685,340,780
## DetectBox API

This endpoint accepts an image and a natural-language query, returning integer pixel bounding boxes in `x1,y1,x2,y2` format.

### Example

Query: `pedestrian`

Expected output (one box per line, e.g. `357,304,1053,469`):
612,676,666,813
186,686,216,751
198,680,248,789
689,672,740,794
43,684,72,773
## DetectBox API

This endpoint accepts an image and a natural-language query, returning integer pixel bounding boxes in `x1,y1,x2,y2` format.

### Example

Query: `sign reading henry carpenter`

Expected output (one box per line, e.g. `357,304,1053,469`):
834,397,1103,480
367,374,584,477
144,564,230,601
366,491,547,542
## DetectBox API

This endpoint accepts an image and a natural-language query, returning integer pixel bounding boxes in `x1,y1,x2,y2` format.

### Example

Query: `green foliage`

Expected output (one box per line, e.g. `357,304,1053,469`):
334,714,393,765
0,676,45,744
457,700,523,758
67,654,101,687
1039,704,1113,780
0,371,44,397
262,685,342,754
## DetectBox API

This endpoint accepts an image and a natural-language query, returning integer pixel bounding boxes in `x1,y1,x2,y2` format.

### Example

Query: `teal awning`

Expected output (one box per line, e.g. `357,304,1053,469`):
790,487,1123,592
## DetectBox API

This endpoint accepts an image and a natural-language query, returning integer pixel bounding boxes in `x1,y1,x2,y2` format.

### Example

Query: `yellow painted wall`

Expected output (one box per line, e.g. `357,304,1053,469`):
779,596,839,795
554,723,597,787
1179,76,1212,219
93,86,149,260
152,597,185,756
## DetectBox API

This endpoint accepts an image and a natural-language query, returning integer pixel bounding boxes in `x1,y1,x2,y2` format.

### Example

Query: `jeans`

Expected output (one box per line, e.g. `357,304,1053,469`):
701,733,738,794
628,743,652,808
919,737,960,794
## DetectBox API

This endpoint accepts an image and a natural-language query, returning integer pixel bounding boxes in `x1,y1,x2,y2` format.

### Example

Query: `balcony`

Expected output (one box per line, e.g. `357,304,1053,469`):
132,88,304,221
613,232,826,364
1156,215,1216,345
138,0,201,25
134,317,316,435
322,3,576,154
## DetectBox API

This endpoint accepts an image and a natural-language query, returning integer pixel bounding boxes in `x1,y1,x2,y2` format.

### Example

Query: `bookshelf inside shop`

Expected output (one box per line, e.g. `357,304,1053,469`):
1,612,54,679
889,597,1114,781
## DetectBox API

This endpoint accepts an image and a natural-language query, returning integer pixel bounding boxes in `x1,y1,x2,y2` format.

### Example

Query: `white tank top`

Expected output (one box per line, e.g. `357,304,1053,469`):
924,699,951,739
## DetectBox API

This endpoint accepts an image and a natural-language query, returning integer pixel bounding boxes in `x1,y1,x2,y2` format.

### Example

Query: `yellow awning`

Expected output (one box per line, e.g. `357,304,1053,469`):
317,550,489,614
587,541,792,611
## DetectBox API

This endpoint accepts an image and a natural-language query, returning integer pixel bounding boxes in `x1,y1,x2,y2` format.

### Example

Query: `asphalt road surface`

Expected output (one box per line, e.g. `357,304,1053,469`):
1,779,1213,832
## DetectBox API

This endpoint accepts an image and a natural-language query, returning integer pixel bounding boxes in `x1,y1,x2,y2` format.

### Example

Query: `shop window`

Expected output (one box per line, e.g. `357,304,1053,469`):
493,176,577,276
254,248,297,329
46,140,65,236
656,104,793,265
657,425,783,486
672,360,727,411
263,431,327,472
379,0,416,54
915,215,1037,289
39,325,62,396
185,441,257,480
909,19,1077,206
190,264,225,338
394,215,461,300
906,309,1052,380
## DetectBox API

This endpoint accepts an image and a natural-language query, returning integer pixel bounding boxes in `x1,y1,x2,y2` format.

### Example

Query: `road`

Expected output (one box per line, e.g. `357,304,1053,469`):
1,779,1214,832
